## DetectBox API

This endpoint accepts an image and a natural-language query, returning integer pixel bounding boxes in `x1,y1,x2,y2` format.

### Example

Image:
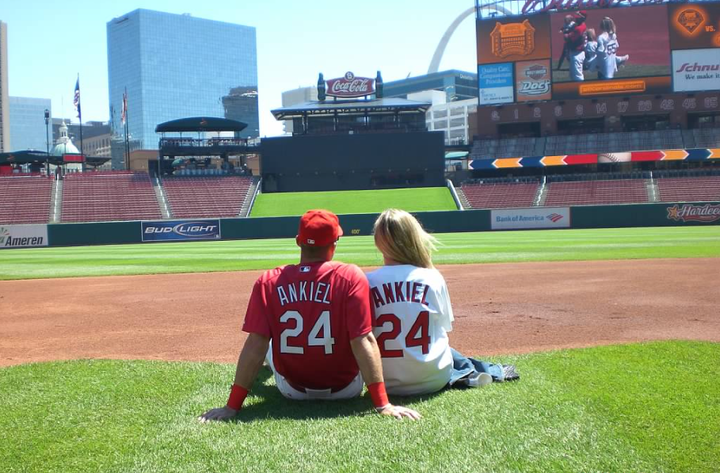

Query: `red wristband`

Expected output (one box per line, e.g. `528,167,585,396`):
227,384,248,411
367,382,389,409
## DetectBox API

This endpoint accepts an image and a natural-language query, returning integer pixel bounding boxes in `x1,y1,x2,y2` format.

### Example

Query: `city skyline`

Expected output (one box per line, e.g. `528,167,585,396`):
2,0,477,138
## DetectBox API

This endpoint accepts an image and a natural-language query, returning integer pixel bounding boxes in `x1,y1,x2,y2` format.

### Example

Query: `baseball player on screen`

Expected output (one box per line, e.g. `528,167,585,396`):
367,209,518,396
200,209,420,421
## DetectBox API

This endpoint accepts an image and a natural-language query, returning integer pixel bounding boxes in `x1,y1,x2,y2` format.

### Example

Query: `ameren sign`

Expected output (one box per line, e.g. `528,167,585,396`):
0,225,49,249
522,0,666,14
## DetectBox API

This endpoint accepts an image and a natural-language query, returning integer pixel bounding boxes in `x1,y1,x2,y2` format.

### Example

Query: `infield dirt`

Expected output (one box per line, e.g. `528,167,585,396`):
1,258,718,367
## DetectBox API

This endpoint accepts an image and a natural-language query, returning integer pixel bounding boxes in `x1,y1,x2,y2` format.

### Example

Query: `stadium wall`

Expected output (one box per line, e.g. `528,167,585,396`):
29,202,720,248
260,132,446,193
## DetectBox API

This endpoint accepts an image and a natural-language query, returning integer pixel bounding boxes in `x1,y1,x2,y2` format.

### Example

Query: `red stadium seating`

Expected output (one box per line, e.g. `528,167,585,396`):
60,171,162,222
162,176,253,218
461,181,539,209
0,175,53,224
656,176,720,203
544,179,649,206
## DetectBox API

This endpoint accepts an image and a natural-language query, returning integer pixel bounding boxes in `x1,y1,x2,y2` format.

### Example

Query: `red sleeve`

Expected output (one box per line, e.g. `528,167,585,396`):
565,28,582,42
241,277,272,337
344,265,373,340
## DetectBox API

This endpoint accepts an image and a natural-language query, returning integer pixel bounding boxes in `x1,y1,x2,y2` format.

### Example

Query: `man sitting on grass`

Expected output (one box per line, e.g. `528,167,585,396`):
200,210,420,422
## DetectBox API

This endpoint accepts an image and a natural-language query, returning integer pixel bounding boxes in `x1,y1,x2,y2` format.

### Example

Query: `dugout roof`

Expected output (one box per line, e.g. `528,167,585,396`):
155,117,248,133
271,98,431,119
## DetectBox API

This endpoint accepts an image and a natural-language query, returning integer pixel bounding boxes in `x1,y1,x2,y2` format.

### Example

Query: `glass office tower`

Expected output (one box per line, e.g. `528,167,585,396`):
107,9,258,168
9,97,52,151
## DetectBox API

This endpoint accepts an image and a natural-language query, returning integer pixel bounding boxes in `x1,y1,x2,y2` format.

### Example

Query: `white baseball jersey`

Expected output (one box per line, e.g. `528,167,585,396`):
584,40,598,72
597,32,619,78
366,265,454,396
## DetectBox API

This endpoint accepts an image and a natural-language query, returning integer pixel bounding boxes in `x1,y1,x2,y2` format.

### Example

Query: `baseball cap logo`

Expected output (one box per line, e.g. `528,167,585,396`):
307,239,315,244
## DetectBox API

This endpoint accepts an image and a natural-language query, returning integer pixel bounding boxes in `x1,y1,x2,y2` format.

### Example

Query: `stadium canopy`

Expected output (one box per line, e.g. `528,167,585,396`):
271,98,431,120
0,150,61,165
0,150,110,167
445,151,469,160
155,117,248,133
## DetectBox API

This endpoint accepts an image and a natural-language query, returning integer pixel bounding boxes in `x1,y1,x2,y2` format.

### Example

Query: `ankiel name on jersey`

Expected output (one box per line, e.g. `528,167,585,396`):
370,282,430,309
277,281,332,306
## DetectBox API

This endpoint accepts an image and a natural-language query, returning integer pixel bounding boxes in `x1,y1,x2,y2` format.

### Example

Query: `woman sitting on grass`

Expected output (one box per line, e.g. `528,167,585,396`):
366,209,519,396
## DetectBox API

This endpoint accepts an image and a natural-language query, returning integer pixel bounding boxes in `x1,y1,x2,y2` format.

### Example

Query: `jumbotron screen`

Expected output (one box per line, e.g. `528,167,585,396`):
476,2,720,105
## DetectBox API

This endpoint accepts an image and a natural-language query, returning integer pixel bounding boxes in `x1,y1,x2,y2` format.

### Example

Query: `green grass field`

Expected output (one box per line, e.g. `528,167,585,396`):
250,187,457,217
1,341,718,473
1,226,718,280
2,225,719,471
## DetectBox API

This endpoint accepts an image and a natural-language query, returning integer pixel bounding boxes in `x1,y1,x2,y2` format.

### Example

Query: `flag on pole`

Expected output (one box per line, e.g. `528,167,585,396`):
73,77,81,119
121,88,128,125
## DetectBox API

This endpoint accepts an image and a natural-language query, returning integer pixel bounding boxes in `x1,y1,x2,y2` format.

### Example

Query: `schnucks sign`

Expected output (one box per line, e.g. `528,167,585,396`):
522,0,667,14
141,220,221,242
326,72,375,98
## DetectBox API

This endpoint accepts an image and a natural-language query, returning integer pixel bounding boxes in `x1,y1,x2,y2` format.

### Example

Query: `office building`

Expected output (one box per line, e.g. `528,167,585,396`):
107,9,258,168
383,70,478,103
9,97,52,151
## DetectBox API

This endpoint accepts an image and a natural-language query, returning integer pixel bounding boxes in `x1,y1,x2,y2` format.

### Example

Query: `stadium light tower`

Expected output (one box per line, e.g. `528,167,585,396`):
44,109,50,174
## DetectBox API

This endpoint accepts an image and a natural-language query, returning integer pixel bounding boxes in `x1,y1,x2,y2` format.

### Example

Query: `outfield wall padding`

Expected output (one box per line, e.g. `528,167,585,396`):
41,202,718,247
48,221,142,247
571,202,720,229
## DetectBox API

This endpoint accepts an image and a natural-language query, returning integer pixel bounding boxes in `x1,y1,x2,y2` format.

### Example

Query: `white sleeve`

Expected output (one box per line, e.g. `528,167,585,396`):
437,276,454,332
597,35,606,53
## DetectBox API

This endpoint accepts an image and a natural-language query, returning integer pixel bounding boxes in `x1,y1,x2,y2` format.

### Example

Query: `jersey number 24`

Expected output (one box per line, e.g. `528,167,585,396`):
279,310,335,355
375,311,430,358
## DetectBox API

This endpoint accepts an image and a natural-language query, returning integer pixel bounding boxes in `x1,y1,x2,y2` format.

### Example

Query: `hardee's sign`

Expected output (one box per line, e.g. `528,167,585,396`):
666,204,720,223
326,72,374,98
522,0,666,14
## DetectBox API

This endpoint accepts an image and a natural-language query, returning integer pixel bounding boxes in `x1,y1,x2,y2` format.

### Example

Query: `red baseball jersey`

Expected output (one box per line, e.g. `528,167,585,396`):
242,261,372,391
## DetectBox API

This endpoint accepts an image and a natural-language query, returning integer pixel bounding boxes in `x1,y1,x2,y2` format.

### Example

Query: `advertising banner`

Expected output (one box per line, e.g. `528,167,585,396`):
479,63,514,105
666,203,720,223
515,60,552,101
669,3,720,50
0,224,49,249
477,15,552,65
491,207,571,230
672,49,720,92
141,220,221,242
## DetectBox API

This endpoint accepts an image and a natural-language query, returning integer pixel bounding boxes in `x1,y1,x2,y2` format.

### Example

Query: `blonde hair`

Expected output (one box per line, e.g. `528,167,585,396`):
600,17,616,35
586,28,597,42
373,209,437,269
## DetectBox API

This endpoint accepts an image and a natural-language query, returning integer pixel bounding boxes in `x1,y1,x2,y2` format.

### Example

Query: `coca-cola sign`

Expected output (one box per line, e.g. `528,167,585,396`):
666,204,720,223
522,0,666,14
325,72,375,98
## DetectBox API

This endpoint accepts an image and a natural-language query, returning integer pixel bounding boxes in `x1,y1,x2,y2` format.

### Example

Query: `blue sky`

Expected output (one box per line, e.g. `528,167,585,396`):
3,0,477,137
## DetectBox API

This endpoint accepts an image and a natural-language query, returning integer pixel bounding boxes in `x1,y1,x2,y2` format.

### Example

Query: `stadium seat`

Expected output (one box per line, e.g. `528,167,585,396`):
0,174,53,224
60,171,162,223
162,176,254,218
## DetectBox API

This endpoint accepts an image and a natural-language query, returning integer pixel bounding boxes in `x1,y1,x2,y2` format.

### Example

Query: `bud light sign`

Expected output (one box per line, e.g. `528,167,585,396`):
141,220,221,242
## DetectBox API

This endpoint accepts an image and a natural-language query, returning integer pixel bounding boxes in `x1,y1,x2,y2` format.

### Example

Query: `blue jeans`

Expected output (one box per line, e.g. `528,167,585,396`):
448,348,504,386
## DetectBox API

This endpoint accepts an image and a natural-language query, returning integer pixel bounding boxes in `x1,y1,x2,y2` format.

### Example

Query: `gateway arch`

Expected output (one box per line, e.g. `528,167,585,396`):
428,4,513,74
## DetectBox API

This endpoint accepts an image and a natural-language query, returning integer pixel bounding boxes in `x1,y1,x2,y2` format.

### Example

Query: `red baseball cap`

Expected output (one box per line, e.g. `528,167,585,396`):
297,209,344,247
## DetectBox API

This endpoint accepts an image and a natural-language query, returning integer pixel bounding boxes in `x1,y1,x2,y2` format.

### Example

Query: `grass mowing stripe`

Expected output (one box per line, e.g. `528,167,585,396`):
1,341,717,472
0,226,718,280
250,187,457,217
